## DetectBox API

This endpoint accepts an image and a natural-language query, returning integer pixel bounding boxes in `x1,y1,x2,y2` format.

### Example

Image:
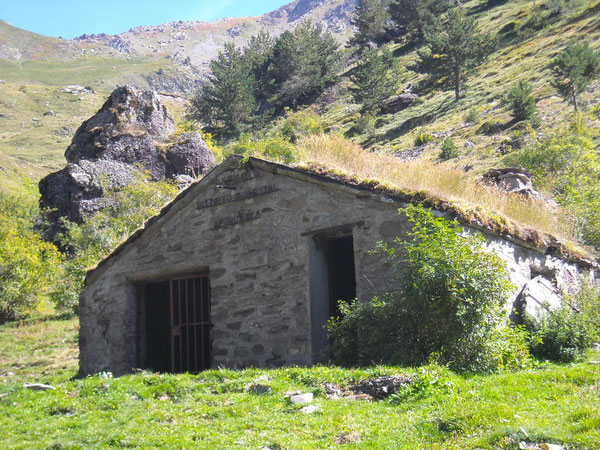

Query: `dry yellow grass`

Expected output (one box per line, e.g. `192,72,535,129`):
295,134,574,241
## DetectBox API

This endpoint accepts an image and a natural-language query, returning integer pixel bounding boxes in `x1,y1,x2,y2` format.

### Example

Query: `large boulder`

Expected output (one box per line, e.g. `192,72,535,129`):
40,85,215,238
483,167,543,200
165,132,214,178
381,93,418,115
512,276,564,323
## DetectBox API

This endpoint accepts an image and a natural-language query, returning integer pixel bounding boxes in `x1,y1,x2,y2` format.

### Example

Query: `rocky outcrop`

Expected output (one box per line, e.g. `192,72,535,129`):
39,85,215,238
513,275,564,322
483,167,543,199
381,93,418,114
59,85,94,95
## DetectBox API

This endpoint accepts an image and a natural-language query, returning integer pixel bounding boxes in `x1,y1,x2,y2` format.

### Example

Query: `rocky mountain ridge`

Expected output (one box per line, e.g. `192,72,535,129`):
0,0,357,192
0,0,356,70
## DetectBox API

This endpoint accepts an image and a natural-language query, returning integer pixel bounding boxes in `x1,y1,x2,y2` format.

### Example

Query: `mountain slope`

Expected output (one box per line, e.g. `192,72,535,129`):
1,0,599,203
0,0,356,195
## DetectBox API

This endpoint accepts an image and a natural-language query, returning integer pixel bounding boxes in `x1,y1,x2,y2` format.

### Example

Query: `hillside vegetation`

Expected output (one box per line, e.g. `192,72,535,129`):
0,0,354,195
191,0,600,252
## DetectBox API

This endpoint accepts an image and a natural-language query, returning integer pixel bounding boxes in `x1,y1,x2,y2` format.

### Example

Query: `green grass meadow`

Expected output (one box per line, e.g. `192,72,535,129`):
1,317,599,448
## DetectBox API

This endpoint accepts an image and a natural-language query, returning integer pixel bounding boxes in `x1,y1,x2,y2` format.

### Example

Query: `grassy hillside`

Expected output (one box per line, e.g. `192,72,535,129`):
324,0,600,162
0,0,355,197
0,56,186,196
2,0,599,199
1,317,599,448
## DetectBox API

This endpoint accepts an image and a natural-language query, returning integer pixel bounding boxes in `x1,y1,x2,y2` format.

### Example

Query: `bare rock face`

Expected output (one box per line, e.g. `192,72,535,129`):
382,93,418,114
165,132,214,178
483,167,543,200
39,85,215,238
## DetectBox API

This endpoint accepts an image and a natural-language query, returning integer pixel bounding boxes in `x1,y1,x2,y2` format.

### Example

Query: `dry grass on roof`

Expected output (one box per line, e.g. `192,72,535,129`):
294,134,575,244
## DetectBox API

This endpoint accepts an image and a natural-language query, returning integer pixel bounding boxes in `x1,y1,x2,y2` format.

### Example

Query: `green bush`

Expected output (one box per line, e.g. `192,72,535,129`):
414,131,434,146
464,108,481,125
225,133,297,164
0,194,64,322
439,138,458,160
505,80,538,123
352,114,377,137
389,365,455,404
527,308,593,363
504,115,600,249
327,205,515,372
526,280,600,362
273,108,325,143
547,0,576,17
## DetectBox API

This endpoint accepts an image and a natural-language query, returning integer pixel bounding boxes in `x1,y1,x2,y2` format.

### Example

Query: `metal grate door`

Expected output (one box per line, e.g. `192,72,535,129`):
170,276,211,373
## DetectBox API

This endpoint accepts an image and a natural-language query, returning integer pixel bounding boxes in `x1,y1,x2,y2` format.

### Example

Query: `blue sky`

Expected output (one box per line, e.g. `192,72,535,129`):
0,0,291,39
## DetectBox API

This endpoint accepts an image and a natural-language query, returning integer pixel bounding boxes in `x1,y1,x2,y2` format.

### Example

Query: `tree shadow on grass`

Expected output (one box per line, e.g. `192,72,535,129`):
375,96,457,143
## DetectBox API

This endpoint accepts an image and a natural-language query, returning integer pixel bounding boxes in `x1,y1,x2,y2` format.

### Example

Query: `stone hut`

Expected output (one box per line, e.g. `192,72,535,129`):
79,155,596,376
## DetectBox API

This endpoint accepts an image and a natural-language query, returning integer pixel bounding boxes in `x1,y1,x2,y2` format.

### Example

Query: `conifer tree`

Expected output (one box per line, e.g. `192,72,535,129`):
348,0,389,50
243,30,275,104
269,21,342,109
387,0,453,42
552,40,600,112
350,46,396,113
505,80,538,122
413,9,494,100
190,43,257,138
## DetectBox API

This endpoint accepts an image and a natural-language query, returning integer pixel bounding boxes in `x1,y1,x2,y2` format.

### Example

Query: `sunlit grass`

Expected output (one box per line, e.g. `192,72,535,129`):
296,134,575,240
1,317,599,448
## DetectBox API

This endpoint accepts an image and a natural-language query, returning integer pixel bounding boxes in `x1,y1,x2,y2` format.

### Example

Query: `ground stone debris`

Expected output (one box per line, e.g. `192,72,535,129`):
351,375,412,400
23,383,55,391
299,405,319,414
288,393,313,404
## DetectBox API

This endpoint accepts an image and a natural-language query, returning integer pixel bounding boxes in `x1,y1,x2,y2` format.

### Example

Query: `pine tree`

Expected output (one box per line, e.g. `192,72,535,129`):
269,21,342,109
412,9,494,100
190,43,257,138
387,0,453,42
551,40,600,112
348,0,389,50
243,30,275,104
350,46,396,113
505,80,537,122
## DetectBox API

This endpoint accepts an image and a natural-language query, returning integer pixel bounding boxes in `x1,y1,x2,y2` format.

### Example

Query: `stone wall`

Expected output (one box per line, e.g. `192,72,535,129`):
79,158,589,376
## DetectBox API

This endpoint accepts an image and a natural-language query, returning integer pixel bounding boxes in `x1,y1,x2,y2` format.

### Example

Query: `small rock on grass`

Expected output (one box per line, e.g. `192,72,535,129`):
299,405,319,414
24,383,55,391
289,393,313,404
283,390,301,397
324,383,342,398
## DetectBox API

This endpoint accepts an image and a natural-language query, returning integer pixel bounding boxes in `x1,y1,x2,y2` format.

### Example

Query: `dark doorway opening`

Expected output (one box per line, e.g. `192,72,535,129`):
327,236,357,318
144,281,171,372
309,231,357,363
140,275,211,373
